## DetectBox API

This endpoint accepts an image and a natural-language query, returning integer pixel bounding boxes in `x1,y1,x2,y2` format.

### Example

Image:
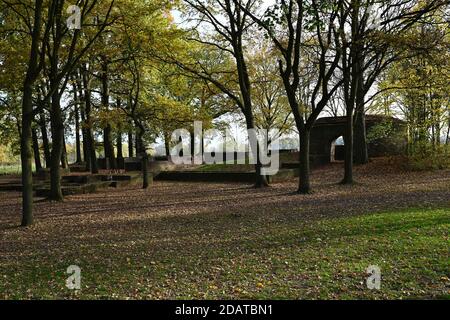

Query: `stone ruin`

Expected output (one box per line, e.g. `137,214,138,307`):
310,115,407,165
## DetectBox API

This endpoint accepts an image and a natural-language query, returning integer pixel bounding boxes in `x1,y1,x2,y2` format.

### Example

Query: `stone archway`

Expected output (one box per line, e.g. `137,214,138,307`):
308,115,406,166
330,136,345,162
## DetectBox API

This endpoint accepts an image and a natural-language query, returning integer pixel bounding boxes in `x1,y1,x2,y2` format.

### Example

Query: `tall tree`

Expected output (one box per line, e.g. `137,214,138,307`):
339,0,448,183
43,0,115,201
17,0,45,226
176,0,270,187
237,0,344,193
81,63,99,173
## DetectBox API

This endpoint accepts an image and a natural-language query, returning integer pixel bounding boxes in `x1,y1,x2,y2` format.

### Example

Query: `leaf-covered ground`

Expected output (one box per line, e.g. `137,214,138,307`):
0,159,449,299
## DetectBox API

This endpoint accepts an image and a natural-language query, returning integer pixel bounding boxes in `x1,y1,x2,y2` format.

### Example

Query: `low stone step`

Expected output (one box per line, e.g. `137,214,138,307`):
69,164,89,173
0,184,23,192
62,175,102,184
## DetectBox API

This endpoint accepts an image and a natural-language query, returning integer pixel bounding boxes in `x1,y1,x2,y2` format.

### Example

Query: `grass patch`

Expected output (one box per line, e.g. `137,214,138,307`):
0,206,448,299
0,163,38,176
0,163,22,175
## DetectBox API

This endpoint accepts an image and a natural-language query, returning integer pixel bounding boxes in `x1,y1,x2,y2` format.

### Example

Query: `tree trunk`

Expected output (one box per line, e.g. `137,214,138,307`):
190,131,195,161
138,129,150,189
82,103,92,172
342,110,354,185
20,0,44,226
163,131,170,158
116,99,124,167
82,128,89,164
446,120,450,144
435,122,441,146
244,108,268,188
101,59,116,170
354,74,369,165
135,130,141,157
32,128,42,171
86,129,98,173
298,130,311,194
254,140,269,188
117,130,124,169
81,129,89,166
342,0,360,185
103,125,116,169
128,131,134,157
354,107,369,165
142,151,150,189
39,111,51,168
82,64,98,173
61,133,69,169
21,83,35,226
49,92,64,201
74,103,82,164
117,132,123,160
76,70,89,163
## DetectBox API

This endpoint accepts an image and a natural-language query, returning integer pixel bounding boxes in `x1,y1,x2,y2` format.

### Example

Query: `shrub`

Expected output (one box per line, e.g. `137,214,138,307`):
405,142,450,171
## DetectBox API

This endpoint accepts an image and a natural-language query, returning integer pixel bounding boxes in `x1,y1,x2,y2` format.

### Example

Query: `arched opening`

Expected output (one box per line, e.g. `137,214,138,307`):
331,136,345,162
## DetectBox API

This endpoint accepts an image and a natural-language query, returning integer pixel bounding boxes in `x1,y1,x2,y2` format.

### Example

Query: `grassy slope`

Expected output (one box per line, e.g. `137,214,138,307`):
1,207,448,300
